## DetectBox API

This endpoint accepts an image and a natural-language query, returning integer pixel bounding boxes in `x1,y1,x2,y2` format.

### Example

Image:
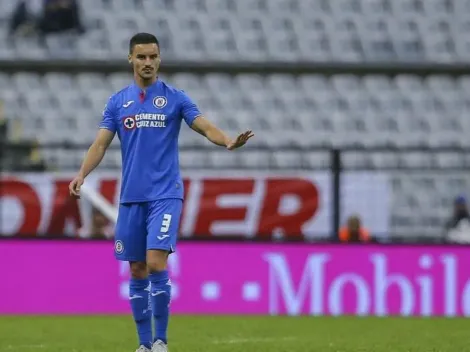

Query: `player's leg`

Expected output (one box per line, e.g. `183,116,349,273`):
129,261,152,351
147,249,171,351
146,199,183,350
115,203,152,351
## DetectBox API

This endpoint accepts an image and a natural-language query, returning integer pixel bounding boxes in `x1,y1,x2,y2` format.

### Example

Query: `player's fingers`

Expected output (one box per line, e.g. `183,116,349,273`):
69,180,82,197
69,182,76,195
243,131,254,141
239,131,251,141
242,131,253,142
237,137,246,145
228,131,252,149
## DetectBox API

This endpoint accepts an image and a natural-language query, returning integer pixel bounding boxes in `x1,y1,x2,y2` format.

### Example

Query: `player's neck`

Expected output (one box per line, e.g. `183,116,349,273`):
134,75,158,90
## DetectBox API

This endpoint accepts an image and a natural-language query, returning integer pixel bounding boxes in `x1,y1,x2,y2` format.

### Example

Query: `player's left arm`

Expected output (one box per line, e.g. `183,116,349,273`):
180,90,254,150
191,116,254,150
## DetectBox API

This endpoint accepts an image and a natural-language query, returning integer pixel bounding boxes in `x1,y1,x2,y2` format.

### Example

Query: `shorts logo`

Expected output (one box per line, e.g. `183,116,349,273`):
153,96,167,109
115,240,124,254
123,116,136,130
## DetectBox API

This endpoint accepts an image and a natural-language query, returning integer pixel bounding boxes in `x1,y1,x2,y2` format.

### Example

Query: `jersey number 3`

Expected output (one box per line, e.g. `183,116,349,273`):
160,214,172,233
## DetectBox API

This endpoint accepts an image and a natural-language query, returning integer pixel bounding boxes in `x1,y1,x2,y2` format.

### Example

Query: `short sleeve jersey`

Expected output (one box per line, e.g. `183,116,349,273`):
99,79,201,203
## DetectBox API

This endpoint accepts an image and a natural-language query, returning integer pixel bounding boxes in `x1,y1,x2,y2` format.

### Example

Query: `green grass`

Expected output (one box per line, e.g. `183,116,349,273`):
0,315,469,351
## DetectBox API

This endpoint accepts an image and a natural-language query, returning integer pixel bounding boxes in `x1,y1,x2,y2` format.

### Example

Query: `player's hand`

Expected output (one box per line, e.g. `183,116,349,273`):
226,130,254,150
69,176,84,199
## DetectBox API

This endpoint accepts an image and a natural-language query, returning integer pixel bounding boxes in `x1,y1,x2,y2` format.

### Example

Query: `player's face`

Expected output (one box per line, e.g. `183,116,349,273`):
129,43,161,81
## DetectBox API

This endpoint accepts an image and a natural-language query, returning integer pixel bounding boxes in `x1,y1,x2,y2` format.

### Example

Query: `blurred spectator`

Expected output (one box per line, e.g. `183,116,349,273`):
9,0,84,42
78,207,114,240
37,0,85,37
9,1,34,37
339,215,371,243
8,0,43,38
444,195,470,244
1,98,47,171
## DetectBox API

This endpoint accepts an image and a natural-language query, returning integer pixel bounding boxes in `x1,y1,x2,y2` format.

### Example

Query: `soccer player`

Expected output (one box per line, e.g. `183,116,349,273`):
69,32,254,352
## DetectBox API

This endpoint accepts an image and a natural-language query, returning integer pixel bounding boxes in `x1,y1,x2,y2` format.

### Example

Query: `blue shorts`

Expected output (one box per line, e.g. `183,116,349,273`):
114,199,183,262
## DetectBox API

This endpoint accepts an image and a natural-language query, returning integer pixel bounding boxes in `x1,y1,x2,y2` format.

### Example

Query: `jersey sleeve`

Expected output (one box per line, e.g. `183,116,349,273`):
99,95,118,133
179,90,202,127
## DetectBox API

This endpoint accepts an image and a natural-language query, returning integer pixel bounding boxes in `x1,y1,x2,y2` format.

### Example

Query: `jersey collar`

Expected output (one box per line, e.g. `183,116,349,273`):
132,78,161,94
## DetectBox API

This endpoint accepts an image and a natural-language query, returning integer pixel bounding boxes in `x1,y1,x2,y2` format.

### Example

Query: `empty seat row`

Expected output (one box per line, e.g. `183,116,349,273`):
3,72,470,92
2,72,470,149
1,0,470,62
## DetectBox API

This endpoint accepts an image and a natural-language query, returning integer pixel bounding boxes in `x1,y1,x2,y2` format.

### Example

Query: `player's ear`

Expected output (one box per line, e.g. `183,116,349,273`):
128,53,132,64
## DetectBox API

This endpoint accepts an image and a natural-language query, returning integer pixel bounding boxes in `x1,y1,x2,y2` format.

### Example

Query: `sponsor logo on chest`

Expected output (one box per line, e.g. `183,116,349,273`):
123,113,167,130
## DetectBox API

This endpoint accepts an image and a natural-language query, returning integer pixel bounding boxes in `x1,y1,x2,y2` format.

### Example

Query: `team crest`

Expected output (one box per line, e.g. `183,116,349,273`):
123,116,136,130
153,96,167,109
115,240,124,254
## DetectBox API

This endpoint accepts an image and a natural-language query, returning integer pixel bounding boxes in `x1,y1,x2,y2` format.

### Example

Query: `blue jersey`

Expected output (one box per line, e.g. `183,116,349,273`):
99,79,201,203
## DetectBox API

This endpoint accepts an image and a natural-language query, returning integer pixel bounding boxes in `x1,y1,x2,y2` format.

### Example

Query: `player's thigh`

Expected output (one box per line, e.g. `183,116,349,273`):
146,199,183,253
114,203,148,262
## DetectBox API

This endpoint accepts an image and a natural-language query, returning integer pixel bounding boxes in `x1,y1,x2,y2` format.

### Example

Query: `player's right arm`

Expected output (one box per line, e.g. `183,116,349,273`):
69,96,118,198
69,129,115,198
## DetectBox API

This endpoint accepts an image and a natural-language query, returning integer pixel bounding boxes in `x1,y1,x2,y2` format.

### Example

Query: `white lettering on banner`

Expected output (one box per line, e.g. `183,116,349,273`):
264,253,470,316
416,255,433,316
329,274,370,316
264,253,329,315
442,255,457,316
463,282,470,316
168,253,180,299
372,254,414,316
119,261,129,300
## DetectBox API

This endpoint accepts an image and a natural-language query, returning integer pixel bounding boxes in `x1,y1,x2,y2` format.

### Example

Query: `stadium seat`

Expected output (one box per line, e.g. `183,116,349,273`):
179,151,210,169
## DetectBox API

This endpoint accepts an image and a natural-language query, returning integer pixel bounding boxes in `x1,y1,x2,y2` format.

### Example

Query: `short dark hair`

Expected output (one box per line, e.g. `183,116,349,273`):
129,33,159,54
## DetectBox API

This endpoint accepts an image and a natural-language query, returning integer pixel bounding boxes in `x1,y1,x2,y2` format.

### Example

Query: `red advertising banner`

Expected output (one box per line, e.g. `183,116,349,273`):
0,171,390,238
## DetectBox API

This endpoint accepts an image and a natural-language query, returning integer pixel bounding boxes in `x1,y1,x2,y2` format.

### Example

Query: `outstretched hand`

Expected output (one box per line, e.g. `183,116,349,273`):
226,130,254,150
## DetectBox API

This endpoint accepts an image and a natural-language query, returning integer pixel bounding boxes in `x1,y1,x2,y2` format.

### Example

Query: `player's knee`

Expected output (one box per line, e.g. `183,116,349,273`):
129,261,147,279
146,250,168,272
147,261,166,272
